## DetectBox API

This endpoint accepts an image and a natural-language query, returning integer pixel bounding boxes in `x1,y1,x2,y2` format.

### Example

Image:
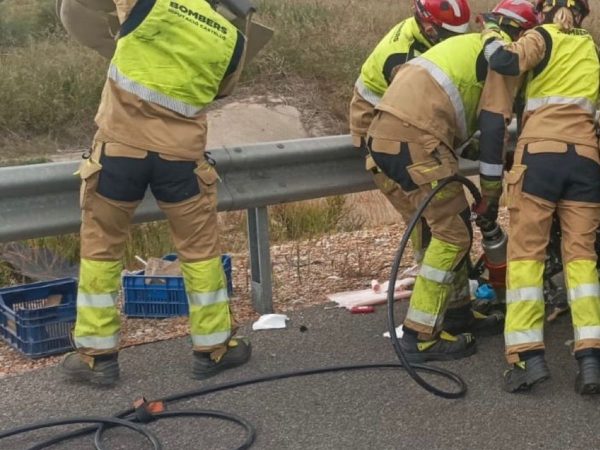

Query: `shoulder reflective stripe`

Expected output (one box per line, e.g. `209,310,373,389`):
77,292,117,308
526,97,596,115
355,77,382,107
479,161,504,177
408,58,468,140
191,331,231,347
108,64,203,118
74,334,119,350
188,288,229,307
506,287,544,304
574,326,600,341
504,329,543,346
420,264,455,284
484,39,504,62
406,307,438,328
568,284,600,303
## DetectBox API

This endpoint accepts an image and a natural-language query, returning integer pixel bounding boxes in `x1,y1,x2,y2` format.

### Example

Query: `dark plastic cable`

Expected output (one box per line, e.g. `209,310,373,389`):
386,174,481,399
0,417,162,450
95,410,256,450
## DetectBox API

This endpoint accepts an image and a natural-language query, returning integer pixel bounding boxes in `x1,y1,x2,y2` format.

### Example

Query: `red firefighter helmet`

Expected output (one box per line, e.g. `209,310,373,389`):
535,0,590,19
492,0,540,30
413,0,471,34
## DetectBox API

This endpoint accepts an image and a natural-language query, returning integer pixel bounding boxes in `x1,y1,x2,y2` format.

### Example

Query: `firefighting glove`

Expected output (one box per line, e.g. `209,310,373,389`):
473,178,502,230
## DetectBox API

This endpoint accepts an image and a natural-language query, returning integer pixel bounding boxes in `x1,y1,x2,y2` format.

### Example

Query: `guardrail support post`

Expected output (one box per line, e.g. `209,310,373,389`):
247,206,273,314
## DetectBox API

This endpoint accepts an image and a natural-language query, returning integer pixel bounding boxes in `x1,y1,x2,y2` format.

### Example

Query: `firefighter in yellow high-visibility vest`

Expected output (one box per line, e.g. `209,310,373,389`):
483,0,600,394
366,1,539,362
350,0,472,265
58,0,252,385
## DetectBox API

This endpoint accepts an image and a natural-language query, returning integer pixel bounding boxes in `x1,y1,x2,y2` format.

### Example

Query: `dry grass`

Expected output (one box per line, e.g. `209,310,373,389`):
1,0,599,153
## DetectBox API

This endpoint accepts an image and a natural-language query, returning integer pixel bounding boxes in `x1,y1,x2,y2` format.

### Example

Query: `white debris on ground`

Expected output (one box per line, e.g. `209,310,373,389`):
252,314,290,331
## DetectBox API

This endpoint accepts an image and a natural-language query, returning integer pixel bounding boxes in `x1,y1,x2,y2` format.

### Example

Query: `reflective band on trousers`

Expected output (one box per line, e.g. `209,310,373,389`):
506,286,544,304
408,57,468,140
74,334,120,350
108,64,203,118
526,97,597,116
406,306,438,328
77,292,117,308
188,288,229,307
420,264,455,284
479,161,504,177
191,330,231,347
574,326,600,341
355,77,382,107
505,329,543,346
569,284,600,303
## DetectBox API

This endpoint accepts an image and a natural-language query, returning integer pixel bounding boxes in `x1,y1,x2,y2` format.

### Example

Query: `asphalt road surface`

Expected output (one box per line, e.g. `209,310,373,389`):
2,304,599,450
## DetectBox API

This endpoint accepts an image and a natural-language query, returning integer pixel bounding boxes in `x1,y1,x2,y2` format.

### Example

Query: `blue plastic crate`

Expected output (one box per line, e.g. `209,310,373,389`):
123,254,233,318
0,278,77,358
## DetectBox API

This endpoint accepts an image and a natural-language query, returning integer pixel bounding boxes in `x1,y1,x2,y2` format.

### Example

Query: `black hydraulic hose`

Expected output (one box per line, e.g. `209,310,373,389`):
19,363,468,449
2,174,482,448
386,174,482,399
95,410,256,450
0,417,162,450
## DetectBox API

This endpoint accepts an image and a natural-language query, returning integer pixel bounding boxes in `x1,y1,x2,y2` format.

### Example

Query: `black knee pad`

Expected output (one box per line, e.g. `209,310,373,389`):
149,153,201,203
97,151,150,202
368,141,418,192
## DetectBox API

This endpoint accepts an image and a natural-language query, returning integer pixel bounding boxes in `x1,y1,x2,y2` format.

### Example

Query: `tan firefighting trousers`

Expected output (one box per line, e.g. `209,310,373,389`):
350,88,429,262
504,141,600,363
73,140,233,356
367,112,471,338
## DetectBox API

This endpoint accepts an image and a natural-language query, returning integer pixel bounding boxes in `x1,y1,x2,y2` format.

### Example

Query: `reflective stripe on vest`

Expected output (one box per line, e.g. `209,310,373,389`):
526,24,599,118
408,57,468,140
355,77,382,106
111,0,243,115
359,17,431,97
506,286,544,304
569,283,600,303
108,64,203,118
574,326,600,341
505,329,544,346
526,96,597,116
410,33,495,141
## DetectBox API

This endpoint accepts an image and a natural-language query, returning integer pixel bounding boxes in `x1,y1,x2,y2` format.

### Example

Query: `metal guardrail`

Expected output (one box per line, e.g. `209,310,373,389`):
0,134,499,313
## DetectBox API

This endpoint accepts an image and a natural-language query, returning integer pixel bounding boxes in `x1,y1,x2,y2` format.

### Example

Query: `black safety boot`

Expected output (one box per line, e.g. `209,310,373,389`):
60,352,120,386
399,328,476,363
503,354,550,393
575,353,600,395
192,338,251,380
443,304,504,337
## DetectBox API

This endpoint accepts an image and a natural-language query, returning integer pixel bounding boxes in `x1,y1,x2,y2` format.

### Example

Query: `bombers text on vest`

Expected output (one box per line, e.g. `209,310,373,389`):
109,0,245,117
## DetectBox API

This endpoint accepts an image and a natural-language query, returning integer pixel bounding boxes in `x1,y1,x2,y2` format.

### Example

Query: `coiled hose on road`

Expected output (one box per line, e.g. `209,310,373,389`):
0,174,480,449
